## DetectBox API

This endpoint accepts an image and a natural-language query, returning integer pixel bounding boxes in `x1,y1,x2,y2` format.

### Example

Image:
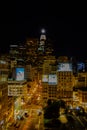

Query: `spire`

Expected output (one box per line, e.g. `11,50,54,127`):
40,28,46,41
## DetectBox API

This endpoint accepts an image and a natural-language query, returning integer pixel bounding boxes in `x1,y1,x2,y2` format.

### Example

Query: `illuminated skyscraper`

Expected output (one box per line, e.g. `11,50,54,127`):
57,56,74,105
38,29,46,53
42,56,57,104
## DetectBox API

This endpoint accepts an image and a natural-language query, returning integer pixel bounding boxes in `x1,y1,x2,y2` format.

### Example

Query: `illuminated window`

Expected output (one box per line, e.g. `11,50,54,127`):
0,91,2,97
0,105,2,110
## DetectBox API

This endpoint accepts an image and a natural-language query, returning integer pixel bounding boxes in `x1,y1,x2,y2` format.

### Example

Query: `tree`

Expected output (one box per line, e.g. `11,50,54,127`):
44,99,66,119
44,99,60,119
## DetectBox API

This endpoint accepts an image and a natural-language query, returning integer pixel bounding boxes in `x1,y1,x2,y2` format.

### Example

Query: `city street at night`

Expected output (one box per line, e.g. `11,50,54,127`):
1,15,87,130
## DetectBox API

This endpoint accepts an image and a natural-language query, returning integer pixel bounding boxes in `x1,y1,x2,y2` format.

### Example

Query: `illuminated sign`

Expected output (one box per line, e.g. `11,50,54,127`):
58,63,72,71
77,62,85,72
16,68,24,81
42,75,48,82
0,60,6,64
48,74,57,85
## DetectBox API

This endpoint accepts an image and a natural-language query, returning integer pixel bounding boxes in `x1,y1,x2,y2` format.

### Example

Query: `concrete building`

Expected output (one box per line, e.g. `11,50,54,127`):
0,82,8,130
7,96,14,123
42,56,57,104
25,38,39,66
56,56,74,105
8,80,27,120
9,44,19,59
8,80,27,97
43,56,56,74
25,64,33,81
57,71,73,105
78,87,87,112
77,72,87,87
0,57,14,129
0,59,9,81
38,29,46,54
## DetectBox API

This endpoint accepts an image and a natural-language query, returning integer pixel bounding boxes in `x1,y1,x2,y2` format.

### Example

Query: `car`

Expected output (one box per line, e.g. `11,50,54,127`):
15,122,20,128
16,124,20,128
9,122,14,127
14,122,17,127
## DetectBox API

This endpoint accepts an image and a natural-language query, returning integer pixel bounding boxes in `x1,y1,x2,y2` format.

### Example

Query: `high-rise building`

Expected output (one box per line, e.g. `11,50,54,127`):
0,56,14,128
0,59,9,81
38,29,46,54
42,56,57,104
43,56,56,74
8,80,27,120
9,44,19,60
8,80,27,97
57,56,74,105
38,29,54,56
0,82,8,129
25,38,39,66
75,72,87,88
7,96,14,124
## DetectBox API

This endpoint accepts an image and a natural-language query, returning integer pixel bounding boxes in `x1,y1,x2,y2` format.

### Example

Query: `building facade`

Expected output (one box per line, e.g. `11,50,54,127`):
0,82,8,129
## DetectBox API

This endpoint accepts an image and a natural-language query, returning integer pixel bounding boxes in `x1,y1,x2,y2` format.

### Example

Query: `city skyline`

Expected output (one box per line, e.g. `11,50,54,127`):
0,16,87,60
1,14,87,128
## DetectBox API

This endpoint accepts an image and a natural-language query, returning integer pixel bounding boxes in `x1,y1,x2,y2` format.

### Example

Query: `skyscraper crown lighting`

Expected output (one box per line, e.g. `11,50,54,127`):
41,28,45,34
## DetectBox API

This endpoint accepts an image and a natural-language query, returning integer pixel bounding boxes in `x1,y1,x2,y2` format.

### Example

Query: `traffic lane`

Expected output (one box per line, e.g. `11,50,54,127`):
44,114,85,130
78,116,87,128
66,114,85,130
26,118,37,130
7,120,21,130
21,110,39,130
21,115,32,130
21,119,31,130
44,121,85,130
18,117,28,130
27,112,39,130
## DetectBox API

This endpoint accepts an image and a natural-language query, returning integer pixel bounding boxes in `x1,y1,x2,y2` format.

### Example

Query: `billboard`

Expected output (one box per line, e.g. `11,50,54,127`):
57,63,72,71
77,62,85,72
48,74,57,85
42,75,48,82
16,68,24,81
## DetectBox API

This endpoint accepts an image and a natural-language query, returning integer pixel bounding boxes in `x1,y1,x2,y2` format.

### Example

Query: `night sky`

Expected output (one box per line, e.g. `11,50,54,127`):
0,15,87,61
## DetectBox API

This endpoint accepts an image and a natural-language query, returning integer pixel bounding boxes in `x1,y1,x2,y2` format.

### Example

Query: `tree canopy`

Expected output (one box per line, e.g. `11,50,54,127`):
44,99,66,119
